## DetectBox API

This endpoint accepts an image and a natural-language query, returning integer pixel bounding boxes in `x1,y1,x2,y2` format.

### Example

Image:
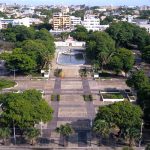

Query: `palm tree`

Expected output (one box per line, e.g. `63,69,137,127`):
0,127,10,145
24,128,40,145
93,119,110,146
60,32,69,41
126,127,140,147
56,123,73,147
98,51,115,71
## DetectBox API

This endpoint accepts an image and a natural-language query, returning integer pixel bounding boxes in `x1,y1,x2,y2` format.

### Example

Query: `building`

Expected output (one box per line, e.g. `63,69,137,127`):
82,15,100,31
70,16,81,29
53,12,70,30
0,17,31,29
138,24,150,34
0,18,14,29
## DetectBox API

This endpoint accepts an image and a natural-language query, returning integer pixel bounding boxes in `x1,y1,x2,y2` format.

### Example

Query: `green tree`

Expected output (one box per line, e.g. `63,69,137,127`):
126,127,140,147
86,31,116,70
56,123,73,146
95,101,143,141
137,84,150,122
0,89,53,129
24,128,40,145
106,21,150,49
0,128,10,145
60,32,69,41
109,56,123,74
5,53,36,74
70,25,88,41
126,70,149,91
118,48,134,74
142,45,150,63
93,119,110,145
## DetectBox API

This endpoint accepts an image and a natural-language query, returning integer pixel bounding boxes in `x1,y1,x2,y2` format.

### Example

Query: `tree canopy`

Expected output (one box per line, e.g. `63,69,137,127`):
94,101,143,141
86,31,116,70
0,89,53,129
0,26,55,74
106,21,150,49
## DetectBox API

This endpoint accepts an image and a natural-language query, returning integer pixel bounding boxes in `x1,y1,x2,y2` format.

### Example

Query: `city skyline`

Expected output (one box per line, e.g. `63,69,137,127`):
0,0,150,6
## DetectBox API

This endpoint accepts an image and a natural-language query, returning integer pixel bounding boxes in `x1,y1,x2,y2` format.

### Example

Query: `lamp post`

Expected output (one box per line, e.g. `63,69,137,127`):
10,69,18,80
139,120,144,147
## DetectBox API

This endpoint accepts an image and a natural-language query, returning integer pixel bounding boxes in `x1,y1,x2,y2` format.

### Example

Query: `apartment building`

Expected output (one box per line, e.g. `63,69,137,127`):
0,17,31,29
53,12,70,30
70,16,81,29
82,14,100,31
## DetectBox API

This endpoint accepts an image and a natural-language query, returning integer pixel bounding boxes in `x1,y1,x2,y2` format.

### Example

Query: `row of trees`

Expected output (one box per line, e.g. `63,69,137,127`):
81,27,134,74
0,89,53,145
106,22,150,64
0,26,55,74
126,70,150,122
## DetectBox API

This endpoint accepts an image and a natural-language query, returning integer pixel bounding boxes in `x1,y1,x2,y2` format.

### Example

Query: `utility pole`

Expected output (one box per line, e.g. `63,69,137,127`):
13,120,16,145
11,69,18,80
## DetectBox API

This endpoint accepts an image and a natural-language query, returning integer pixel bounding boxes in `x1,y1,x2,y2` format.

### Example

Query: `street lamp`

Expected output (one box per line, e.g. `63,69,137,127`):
139,120,144,147
10,68,18,80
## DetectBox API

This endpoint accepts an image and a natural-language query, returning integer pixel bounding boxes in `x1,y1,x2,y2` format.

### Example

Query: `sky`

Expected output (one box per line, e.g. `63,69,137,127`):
1,0,150,6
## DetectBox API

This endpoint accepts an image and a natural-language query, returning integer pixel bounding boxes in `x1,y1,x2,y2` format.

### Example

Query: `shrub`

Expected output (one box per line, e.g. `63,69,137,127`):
57,94,60,101
83,94,93,101
102,93,124,99
51,94,55,101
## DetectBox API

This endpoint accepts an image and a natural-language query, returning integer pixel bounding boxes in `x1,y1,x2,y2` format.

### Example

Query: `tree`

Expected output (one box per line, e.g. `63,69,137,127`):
86,31,116,70
24,128,40,145
5,52,36,74
93,119,110,145
109,56,123,74
137,84,150,122
0,89,53,129
142,45,150,64
106,21,150,49
60,32,69,41
70,25,88,41
126,127,140,147
56,123,73,146
126,70,149,91
95,101,143,142
0,128,10,145
118,48,134,74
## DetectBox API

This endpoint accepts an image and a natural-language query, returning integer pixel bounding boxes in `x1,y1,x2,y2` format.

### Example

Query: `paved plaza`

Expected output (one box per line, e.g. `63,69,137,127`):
9,76,130,148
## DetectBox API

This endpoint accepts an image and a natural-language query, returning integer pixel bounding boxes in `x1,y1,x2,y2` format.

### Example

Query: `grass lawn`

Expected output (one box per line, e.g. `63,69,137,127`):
102,93,124,99
0,79,16,90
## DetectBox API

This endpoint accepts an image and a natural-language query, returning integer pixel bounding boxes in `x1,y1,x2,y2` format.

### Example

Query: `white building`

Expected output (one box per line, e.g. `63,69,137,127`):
13,18,30,27
138,24,150,34
0,17,31,29
82,15,101,31
70,16,81,29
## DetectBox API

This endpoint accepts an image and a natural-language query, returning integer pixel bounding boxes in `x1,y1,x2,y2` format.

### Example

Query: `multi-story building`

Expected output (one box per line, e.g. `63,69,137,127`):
0,17,31,29
82,14,100,31
70,16,81,29
53,12,70,30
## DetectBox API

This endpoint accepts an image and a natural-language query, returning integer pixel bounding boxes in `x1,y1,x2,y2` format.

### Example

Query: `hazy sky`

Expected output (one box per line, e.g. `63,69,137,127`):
1,0,150,6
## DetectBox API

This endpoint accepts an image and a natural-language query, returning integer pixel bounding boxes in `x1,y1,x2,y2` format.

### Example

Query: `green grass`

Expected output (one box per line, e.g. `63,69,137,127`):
0,79,16,90
102,93,124,99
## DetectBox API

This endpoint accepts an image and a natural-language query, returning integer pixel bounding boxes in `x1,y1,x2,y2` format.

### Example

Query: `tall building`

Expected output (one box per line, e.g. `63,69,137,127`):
70,16,81,29
53,12,70,30
82,14,100,31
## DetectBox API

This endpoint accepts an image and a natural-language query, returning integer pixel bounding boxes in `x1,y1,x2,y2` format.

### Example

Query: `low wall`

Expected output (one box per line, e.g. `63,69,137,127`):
101,92,124,102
